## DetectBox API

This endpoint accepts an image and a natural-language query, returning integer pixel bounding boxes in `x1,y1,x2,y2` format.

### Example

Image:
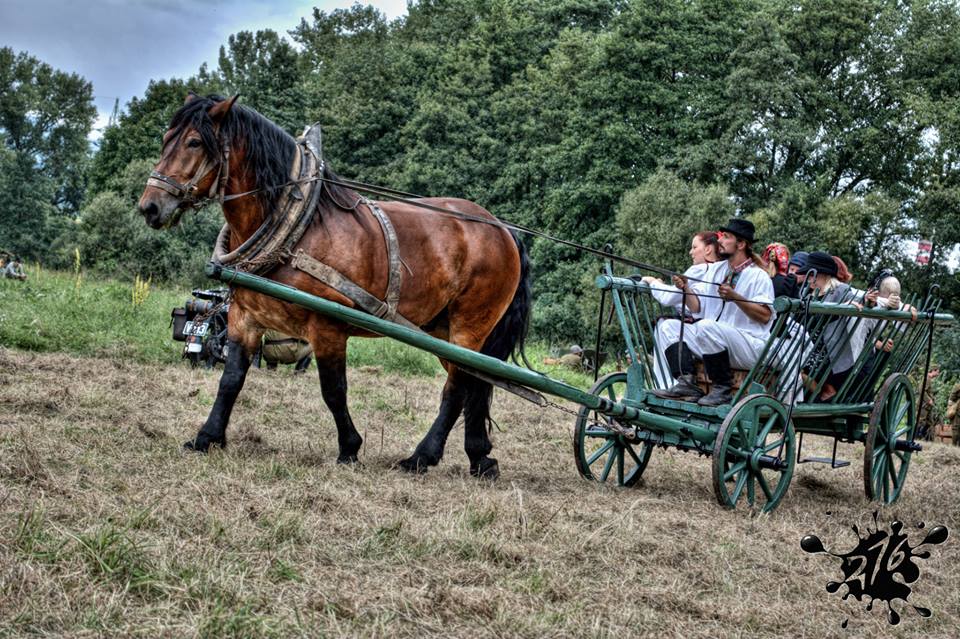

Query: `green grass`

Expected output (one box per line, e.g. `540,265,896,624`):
0,266,607,387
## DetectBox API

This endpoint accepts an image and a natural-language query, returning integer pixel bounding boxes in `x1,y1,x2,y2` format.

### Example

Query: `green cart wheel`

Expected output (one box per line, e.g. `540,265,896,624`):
864,373,916,504
712,394,796,513
572,372,653,487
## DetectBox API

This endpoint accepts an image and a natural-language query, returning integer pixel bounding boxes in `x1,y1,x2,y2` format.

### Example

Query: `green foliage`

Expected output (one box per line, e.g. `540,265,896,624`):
0,47,96,259
218,30,306,135
616,169,734,275
10,0,960,347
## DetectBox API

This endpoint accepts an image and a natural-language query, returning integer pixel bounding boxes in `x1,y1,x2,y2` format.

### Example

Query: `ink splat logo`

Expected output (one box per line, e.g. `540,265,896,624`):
801,511,949,628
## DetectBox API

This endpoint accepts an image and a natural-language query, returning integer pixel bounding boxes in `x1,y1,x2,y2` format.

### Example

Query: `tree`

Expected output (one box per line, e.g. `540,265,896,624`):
0,47,96,258
617,169,735,274
217,30,306,134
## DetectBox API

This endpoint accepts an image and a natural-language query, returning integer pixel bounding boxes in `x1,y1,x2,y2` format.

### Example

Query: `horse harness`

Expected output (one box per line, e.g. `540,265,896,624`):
210,124,418,331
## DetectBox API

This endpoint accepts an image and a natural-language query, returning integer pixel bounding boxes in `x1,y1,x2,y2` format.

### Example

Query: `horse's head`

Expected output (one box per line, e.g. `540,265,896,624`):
138,93,239,229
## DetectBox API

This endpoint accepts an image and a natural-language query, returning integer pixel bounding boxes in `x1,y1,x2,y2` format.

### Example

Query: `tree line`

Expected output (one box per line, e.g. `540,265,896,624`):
1,0,959,359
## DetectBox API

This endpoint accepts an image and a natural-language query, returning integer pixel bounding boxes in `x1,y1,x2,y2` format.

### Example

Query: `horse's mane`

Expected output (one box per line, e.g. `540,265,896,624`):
168,95,361,214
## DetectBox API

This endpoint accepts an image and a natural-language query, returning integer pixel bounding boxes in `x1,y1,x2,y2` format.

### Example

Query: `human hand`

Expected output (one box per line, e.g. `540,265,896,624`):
887,293,900,310
718,283,738,300
865,289,879,307
672,275,688,291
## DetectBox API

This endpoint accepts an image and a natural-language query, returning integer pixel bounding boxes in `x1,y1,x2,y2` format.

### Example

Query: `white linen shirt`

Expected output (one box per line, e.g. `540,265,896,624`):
690,261,775,338
649,263,710,318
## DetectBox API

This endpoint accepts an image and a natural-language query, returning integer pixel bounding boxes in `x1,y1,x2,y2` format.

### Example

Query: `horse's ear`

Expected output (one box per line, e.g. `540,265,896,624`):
184,91,199,105
208,94,240,123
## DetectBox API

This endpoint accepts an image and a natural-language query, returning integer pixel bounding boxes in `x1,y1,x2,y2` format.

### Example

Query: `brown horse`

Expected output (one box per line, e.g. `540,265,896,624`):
138,94,530,478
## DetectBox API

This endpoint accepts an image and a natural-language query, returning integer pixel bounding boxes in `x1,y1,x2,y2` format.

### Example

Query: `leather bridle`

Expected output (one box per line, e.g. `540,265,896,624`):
146,130,231,210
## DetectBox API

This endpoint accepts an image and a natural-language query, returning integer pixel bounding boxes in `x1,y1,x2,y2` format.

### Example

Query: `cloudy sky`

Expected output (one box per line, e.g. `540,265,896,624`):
1,0,408,138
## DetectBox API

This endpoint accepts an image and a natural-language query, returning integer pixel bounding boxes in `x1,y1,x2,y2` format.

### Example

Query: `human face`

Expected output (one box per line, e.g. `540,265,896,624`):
788,264,800,277
689,237,707,265
716,231,740,260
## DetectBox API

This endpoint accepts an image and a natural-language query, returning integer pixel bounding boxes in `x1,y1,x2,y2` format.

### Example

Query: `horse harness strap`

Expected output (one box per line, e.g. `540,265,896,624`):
289,198,419,332
212,127,323,274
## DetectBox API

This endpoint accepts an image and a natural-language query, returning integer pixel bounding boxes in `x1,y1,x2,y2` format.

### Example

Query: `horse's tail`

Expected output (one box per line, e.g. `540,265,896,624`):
481,233,532,365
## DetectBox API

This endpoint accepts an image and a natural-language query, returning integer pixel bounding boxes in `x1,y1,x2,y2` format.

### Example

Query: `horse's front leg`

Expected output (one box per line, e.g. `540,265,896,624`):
185,328,262,452
313,334,363,464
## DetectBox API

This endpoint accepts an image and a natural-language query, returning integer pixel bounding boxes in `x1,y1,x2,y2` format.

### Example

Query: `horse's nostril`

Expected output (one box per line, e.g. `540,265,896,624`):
140,201,158,219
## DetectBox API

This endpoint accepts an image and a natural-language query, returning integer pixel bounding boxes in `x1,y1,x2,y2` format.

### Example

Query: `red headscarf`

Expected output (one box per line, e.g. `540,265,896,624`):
761,243,791,277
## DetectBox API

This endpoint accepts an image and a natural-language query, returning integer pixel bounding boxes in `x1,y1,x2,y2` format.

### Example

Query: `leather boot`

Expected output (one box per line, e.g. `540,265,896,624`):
698,351,734,406
651,343,704,401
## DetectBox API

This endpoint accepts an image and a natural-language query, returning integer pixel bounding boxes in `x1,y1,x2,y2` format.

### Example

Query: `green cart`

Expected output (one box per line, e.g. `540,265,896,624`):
574,264,953,511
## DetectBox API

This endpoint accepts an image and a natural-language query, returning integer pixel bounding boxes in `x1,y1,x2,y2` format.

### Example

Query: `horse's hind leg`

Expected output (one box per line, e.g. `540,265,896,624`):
463,376,498,479
186,335,258,452
399,369,468,473
313,334,363,463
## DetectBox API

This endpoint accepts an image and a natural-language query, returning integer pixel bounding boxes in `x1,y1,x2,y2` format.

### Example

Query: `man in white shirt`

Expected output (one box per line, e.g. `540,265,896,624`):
652,219,775,406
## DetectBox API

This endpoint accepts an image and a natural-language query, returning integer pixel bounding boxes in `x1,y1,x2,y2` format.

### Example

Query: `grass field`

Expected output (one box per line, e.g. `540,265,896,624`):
0,268,598,385
1,345,958,638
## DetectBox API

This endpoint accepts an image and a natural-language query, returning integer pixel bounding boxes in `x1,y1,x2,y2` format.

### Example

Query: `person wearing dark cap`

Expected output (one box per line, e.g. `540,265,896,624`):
787,251,809,276
652,218,775,406
794,251,859,400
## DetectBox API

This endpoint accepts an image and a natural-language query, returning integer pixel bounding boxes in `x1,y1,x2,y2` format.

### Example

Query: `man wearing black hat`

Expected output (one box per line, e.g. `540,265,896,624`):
652,218,775,406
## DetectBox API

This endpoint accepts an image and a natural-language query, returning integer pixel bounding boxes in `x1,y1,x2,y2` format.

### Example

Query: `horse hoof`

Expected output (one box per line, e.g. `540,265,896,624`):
337,454,359,465
398,455,431,474
183,435,224,453
470,457,499,480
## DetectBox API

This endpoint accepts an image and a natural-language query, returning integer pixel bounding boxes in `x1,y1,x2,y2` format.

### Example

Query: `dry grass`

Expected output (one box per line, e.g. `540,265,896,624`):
0,346,957,638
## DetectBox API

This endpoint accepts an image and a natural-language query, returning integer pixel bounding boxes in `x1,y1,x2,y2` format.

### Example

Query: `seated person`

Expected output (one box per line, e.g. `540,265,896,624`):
641,231,719,313
652,219,775,406
794,252,858,401
544,345,583,369
854,273,917,398
642,231,720,387
3,257,26,281
762,242,798,298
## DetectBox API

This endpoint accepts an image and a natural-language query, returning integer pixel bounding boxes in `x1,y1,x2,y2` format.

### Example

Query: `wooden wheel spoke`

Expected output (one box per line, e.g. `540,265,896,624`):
747,405,760,439
758,413,780,441
731,471,748,503
625,443,644,467
892,404,909,430
873,454,886,495
729,446,751,459
724,461,747,481
893,426,911,440
886,455,899,485
757,472,775,501
734,421,748,443
893,450,906,463
763,437,785,453
746,474,756,506
599,446,618,482
587,440,615,466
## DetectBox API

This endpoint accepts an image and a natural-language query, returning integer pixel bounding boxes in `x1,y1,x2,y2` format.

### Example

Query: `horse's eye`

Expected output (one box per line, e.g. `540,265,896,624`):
186,138,202,148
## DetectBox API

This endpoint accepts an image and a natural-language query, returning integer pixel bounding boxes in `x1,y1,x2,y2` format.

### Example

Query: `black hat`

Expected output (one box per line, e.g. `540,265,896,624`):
796,251,838,277
718,218,755,243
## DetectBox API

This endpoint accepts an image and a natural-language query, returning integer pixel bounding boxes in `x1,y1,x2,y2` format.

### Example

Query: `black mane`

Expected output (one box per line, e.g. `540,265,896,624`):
168,95,295,212
168,95,361,213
